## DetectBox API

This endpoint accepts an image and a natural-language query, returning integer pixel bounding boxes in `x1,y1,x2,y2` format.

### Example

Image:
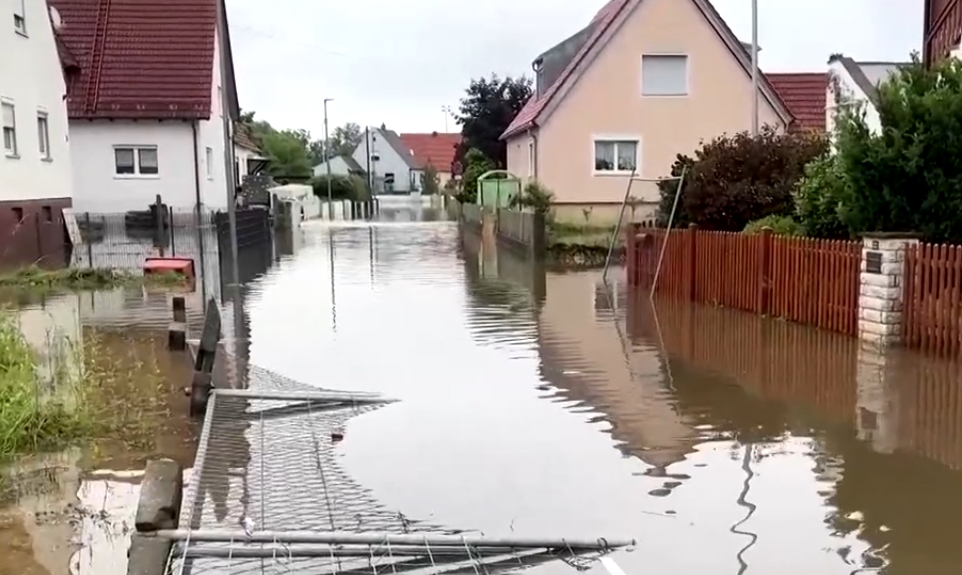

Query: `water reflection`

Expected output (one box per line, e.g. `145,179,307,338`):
8,214,962,574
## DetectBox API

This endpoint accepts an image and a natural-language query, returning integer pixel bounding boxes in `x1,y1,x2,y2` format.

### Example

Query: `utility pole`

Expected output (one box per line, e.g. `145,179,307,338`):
323,98,333,207
441,105,452,132
750,0,759,136
364,126,372,190
215,0,239,288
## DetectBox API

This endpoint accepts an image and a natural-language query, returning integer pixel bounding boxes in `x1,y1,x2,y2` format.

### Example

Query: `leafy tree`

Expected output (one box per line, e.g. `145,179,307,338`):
456,75,532,167
657,127,827,231
458,148,494,204
833,54,962,242
329,123,364,157
421,164,441,195
260,130,312,181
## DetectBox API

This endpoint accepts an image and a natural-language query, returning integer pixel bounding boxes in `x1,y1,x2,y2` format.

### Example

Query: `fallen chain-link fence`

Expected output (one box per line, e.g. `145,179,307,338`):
168,349,634,574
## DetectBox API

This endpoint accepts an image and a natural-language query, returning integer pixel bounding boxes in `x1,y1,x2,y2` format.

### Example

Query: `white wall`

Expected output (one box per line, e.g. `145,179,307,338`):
67,29,229,213
69,121,199,212
351,129,413,193
312,156,353,177
0,0,72,202
826,60,881,136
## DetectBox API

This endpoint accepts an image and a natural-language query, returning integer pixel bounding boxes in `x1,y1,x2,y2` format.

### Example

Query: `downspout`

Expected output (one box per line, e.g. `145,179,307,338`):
191,120,209,304
528,128,538,180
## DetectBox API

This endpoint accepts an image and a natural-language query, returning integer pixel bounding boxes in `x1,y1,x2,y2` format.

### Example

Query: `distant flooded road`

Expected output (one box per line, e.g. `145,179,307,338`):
5,208,962,574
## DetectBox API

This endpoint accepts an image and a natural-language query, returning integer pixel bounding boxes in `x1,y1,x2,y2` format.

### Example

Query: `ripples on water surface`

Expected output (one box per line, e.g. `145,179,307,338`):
5,213,962,574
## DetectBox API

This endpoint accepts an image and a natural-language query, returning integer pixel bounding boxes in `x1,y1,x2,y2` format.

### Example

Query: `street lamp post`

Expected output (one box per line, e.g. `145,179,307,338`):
323,98,334,210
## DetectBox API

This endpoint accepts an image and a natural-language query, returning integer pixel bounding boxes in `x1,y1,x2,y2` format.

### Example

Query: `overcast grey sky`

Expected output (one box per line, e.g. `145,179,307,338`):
226,0,923,137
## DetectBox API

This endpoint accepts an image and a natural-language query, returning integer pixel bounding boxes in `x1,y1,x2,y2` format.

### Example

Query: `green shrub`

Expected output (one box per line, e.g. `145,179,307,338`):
457,148,494,204
657,127,828,231
793,154,851,239
310,174,370,201
743,214,804,236
509,180,554,214
834,55,962,242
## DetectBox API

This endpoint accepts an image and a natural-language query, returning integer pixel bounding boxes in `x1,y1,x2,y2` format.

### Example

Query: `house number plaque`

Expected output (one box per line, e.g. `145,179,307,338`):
865,251,883,274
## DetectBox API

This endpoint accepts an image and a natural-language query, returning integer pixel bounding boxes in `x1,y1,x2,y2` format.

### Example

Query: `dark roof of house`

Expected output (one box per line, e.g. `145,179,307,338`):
502,0,791,139
767,73,827,132
233,122,260,151
48,0,239,120
341,155,364,172
375,127,419,169
399,132,462,171
828,55,907,105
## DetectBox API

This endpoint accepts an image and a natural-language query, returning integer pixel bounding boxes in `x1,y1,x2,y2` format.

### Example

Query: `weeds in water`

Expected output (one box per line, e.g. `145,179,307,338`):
0,266,186,292
0,314,87,457
0,312,173,461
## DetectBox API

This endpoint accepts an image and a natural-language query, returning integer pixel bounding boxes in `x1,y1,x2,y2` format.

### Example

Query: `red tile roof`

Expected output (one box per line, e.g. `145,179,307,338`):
48,0,217,120
766,73,827,132
399,132,462,172
501,0,793,140
233,122,260,152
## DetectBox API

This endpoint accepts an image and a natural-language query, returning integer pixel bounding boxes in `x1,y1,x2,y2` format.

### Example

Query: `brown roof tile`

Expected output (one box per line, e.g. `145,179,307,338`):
49,0,217,120
766,73,827,132
399,132,461,171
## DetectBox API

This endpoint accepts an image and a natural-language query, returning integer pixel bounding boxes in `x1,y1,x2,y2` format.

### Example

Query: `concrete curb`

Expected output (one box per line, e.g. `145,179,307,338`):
129,458,183,574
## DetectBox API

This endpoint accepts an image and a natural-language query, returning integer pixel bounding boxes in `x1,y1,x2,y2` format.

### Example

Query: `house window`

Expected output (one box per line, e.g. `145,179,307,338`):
205,146,214,179
37,113,50,159
12,207,23,222
593,139,638,173
114,146,159,176
2,103,16,157
42,206,52,222
641,55,688,96
13,0,25,35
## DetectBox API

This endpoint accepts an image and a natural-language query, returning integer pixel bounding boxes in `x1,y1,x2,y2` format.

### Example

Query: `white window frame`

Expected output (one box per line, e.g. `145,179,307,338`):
641,54,689,97
2,101,17,158
113,146,159,178
591,136,640,176
13,0,26,36
205,146,214,179
37,112,50,160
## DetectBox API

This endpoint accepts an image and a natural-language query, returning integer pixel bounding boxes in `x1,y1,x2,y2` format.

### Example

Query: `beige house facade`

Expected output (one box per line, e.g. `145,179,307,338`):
502,0,793,224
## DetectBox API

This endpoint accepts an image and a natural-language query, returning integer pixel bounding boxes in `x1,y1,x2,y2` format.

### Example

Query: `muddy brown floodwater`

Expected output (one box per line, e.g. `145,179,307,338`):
4,208,962,574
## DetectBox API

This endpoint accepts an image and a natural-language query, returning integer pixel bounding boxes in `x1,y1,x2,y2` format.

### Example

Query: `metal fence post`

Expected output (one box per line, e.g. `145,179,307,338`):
169,206,176,256
84,211,93,268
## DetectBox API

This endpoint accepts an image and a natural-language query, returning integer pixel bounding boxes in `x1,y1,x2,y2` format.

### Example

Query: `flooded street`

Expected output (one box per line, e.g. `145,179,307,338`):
4,208,962,573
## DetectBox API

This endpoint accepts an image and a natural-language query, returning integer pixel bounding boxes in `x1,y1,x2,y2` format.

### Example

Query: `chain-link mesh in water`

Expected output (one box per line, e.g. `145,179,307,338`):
171,353,628,574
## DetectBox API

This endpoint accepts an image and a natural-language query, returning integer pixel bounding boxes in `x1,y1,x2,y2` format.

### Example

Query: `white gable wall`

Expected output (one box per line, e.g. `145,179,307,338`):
67,29,230,213
351,129,414,193
826,60,881,136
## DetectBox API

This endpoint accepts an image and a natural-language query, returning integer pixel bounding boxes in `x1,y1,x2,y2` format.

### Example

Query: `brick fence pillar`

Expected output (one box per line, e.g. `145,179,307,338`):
858,233,919,347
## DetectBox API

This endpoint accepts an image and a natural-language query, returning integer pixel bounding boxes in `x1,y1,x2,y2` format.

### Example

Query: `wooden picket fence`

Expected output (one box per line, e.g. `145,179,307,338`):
626,224,862,336
903,243,962,356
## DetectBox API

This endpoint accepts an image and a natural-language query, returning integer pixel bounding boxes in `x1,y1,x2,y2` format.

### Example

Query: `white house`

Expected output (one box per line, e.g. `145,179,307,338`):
826,55,907,136
0,0,73,265
233,121,267,183
312,154,365,178
352,126,420,194
50,0,241,213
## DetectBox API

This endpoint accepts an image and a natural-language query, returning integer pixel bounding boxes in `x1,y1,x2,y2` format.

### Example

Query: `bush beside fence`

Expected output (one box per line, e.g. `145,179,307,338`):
627,224,862,336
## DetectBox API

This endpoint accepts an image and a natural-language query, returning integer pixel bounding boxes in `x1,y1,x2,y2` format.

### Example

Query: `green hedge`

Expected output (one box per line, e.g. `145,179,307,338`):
309,174,371,201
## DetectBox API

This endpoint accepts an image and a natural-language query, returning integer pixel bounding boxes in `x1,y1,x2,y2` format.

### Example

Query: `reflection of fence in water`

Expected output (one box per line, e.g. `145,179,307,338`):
173,354,627,574
629,295,962,470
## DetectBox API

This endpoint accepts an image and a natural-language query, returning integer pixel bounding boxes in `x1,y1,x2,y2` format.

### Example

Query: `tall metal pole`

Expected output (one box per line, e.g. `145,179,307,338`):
750,0,759,136
215,0,239,289
323,98,333,207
